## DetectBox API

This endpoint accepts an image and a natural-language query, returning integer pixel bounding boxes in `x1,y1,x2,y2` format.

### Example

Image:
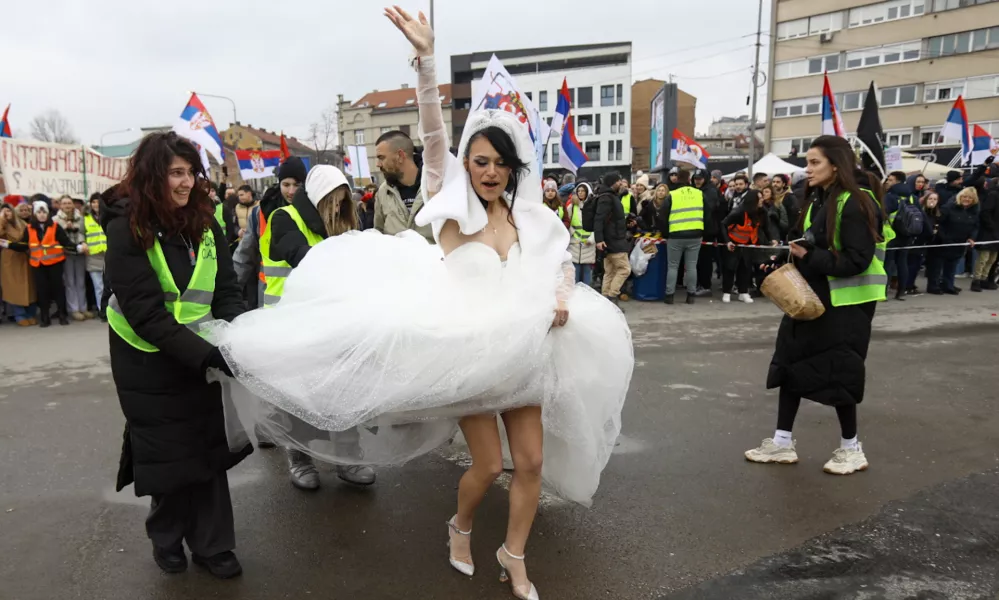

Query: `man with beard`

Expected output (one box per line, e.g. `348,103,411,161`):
727,174,751,212
374,130,433,242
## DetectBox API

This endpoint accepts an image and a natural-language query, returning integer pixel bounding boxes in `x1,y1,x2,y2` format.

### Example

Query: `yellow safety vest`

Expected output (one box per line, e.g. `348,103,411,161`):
860,187,895,248
803,191,887,307
107,228,218,352
214,203,225,232
621,194,634,215
260,205,324,307
668,187,704,234
569,204,591,241
84,214,107,255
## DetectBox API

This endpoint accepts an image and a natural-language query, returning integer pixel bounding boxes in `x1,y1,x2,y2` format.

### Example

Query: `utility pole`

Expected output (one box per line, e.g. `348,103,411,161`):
747,0,764,177
429,0,435,27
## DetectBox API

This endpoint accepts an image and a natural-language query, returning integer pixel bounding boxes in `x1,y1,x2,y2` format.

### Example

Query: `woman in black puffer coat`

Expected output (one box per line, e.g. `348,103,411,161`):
971,180,999,291
747,136,885,477
104,132,250,579
927,187,979,295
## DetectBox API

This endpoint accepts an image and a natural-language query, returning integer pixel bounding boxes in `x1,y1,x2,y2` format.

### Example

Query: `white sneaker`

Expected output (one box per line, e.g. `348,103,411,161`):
738,293,754,304
722,293,731,303
823,444,869,475
745,438,798,464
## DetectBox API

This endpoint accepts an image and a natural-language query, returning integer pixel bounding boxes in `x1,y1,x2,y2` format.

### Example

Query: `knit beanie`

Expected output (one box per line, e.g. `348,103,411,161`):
305,165,350,207
33,201,49,216
277,156,308,184
946,170,962,183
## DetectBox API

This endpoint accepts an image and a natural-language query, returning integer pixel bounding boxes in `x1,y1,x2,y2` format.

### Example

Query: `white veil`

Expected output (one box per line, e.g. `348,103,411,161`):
415,109,571,278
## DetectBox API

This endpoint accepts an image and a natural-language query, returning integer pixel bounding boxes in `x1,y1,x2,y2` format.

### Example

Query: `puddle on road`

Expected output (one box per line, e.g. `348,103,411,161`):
665,383,706,392
102,470,265,507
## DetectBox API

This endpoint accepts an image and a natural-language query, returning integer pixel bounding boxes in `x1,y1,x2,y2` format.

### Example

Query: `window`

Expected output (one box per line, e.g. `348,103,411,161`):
399,124,411,136
405,98,415,105
932,0,997,11
616,84,624,106
619,112,626,132
595,114,601,135
925,79,965,102
881,85,918,107
839,90,867,111
849,0,924,27
354,129,365,144
380,126,392,134
585,142,601,162
577,115,594,136
928,26,999,58
771,137,814,156
919,127,945,146
541,144,547,164
886,129,914,147
607,140,615,162
777,17,809,40
577,87,593,108
538,90,548,112
809,12,844,35
775,59,809,80
377,102,388,108
845,41,920,69
525,91,532,101
925,74,999,101
601,85,615,107
809,54,840,75
773,97,824,118
611,112,618,134
551,143,560,164
568,88,575,105
615,140,624,161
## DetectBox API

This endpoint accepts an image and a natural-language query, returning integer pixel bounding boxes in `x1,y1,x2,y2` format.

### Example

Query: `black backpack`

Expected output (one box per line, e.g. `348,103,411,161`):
581,196,600,231
893,196,924,237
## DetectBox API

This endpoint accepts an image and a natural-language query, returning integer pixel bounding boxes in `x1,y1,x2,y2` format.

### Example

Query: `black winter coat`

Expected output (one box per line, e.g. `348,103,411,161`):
593,185,631,255
937,201,980,260
697,182,724,239
269,187,329,267
767,188,880,407
103,195,250,496
976,189,999,244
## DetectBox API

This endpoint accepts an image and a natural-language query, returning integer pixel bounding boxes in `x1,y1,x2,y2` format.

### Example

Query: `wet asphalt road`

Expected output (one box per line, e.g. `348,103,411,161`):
2,289,998,600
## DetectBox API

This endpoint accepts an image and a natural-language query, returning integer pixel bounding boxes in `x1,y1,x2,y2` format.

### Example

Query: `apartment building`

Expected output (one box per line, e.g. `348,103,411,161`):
451,43,633,178
338,84,454,184
766,0,999,158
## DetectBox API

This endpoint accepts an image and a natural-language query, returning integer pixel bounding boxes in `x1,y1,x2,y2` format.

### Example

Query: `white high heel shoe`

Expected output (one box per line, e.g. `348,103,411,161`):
447,516,474,576
497,544,540,600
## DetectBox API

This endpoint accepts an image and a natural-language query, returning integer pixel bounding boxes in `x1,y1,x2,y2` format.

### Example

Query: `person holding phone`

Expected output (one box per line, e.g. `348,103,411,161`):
746,135,886,476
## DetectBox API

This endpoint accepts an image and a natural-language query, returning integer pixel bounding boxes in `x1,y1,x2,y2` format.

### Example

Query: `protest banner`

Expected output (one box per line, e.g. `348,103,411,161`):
0,137,129,197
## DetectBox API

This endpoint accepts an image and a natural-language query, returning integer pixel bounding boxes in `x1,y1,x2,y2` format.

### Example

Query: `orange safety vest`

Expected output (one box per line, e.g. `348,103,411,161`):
727,212,759,246
257,210,268,284
28,226,66,267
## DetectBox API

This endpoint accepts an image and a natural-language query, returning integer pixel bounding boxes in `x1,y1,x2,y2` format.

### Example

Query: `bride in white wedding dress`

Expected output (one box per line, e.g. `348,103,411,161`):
211,7,633,598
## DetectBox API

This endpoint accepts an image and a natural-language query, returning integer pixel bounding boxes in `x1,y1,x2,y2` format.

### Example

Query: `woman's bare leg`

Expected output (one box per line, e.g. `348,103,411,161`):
452,414,503,565
499,406,544,588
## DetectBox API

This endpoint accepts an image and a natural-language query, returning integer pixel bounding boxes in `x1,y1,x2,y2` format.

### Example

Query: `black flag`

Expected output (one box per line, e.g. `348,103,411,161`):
856,81,885,179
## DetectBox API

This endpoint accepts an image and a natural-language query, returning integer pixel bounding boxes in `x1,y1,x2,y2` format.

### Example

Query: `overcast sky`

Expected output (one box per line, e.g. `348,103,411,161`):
5,0,771,146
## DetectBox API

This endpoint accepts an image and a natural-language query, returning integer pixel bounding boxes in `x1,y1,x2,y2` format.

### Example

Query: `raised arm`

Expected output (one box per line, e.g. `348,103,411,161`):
385,6,448,198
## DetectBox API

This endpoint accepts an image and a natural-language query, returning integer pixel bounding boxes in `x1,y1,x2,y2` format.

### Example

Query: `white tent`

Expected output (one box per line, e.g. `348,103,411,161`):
724,153,805,179
898,151,953,179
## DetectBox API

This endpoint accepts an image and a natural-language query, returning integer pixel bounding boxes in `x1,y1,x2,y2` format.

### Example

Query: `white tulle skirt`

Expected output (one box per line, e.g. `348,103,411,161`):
209,230,633,505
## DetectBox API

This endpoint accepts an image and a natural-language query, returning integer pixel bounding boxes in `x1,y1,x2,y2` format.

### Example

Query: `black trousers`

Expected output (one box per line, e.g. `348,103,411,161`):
146,471,235,557
33,263,67,321
776,388,857,439
722,259,752,295
885,242,910,296
697,243,717,290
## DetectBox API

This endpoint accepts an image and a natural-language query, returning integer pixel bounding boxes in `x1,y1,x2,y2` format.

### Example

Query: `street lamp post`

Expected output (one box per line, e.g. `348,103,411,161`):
192,91,238,124
100,127,136,150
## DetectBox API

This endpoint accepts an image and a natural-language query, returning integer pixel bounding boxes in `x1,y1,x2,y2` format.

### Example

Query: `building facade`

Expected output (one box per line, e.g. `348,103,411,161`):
451,43,633,180
708,116,761,138
766,0,999,158
632,79,697,174
220,123,315,192
338,85,454,185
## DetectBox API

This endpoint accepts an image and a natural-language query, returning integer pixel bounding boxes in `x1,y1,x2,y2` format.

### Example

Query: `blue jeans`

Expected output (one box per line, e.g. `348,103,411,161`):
11,303,37,323
574,263,593,287
666,237,702,295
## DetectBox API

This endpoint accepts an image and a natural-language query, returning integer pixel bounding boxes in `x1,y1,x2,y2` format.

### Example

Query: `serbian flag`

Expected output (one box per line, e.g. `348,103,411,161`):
670,129,710,170
941,96,972,164
551,78,587,173
0,104,11,138
280,133,291,161
173,93,225,166
971,124,998,166
235,149,282,180
820,73,846,138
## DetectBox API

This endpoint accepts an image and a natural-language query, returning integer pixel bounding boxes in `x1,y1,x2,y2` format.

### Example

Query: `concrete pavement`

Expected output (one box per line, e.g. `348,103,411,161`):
1,289,998,600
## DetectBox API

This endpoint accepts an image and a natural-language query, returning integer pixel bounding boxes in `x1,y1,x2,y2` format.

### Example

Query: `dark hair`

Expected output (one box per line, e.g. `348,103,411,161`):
798,135,881,250
376,130,415,158
121,132,214,250
772,174,789,185
733,174,750,185
237,184,254,195
464,126,528,227
601,171,622,188
675,170,691,185
89,193,102,202
753,172,769,182
889,171,907,184
742,189,764,224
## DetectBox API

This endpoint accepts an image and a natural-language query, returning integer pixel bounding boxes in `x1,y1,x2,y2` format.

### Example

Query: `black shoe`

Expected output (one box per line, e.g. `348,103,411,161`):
927,288,944,295
59,317,70,325
943,288,960,295
664,294,674,305
686,294,696,305
153,545,187,574
192,551,242,579
983,279,998,290
971,280,983,292
894,290,906,301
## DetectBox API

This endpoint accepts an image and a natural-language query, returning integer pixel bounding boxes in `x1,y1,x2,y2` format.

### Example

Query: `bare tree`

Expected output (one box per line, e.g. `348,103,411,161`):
307,106,338,165
30,110,78,144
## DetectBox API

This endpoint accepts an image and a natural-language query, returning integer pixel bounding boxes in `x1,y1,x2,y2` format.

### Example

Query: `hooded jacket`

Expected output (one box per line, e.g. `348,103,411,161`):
593,183,631,255
976,182,999,244
268,186,329,268
568,183,597,265
883,181,916,243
